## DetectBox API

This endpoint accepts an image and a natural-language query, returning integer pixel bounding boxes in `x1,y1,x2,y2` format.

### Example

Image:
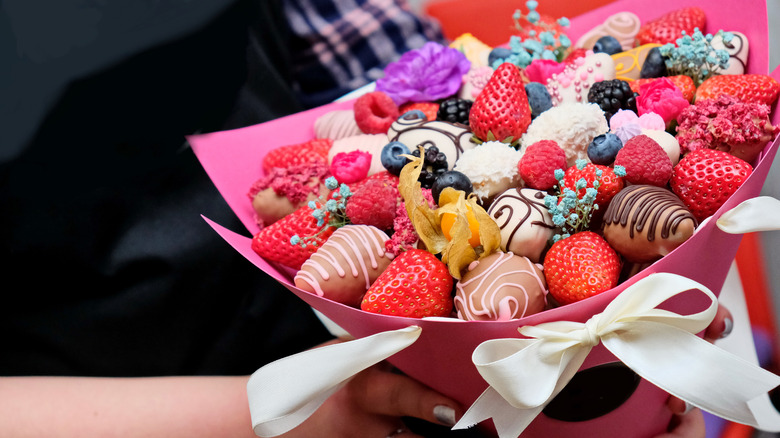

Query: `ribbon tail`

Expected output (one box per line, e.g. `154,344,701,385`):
716,196,780,233
603,322,780,431
247,326,421,437
453,387,544,438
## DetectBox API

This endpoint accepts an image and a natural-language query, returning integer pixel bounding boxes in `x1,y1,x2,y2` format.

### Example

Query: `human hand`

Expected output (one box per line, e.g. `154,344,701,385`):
280,360,461,438
654,302,733,438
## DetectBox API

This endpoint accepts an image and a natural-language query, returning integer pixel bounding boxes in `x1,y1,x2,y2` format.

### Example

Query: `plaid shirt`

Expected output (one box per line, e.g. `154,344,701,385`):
284,0,446,107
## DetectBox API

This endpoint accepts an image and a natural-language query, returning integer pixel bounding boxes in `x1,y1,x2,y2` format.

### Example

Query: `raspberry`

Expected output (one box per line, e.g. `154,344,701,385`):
354,91,399,134
345,177,401,231
613,134,673,187
330,150,371,184
349,170,399,194
518,140,567,190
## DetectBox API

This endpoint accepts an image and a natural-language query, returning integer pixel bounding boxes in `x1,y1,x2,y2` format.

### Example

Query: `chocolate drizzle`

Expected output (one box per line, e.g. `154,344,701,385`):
389,120,472,162
603,185,697,241
490,188,555,247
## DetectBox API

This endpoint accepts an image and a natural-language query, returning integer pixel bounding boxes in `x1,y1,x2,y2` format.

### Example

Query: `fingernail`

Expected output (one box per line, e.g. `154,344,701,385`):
434,405,456,426
682,401,695,415
720,317,733,339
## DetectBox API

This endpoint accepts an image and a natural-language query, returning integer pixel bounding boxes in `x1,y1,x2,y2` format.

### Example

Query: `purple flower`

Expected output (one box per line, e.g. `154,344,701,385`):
376,42,471,105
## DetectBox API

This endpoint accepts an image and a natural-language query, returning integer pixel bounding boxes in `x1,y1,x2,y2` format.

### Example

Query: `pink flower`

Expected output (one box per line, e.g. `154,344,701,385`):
636,78,690,126
525,59,565,84
330,150,371,184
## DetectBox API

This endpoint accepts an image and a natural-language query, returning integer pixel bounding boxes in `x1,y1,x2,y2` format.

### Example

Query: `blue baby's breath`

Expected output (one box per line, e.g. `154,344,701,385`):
661,29,731,86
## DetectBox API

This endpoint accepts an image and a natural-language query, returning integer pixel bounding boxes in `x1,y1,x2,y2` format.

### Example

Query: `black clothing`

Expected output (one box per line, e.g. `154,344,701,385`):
0,0,330,377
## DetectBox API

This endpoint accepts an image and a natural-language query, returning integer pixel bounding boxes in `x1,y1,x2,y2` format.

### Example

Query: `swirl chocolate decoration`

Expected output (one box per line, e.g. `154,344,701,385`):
575,12,641,51
388,114,476,170
602,185,697,263
487,188,555,263
453,251,547,321
712,31,749,75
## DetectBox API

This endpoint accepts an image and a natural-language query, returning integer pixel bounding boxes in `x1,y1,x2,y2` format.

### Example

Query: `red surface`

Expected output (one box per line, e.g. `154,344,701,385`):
424,0,617,46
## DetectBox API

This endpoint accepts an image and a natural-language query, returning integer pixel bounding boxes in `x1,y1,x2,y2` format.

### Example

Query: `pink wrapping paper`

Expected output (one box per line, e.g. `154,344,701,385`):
189,0,779,436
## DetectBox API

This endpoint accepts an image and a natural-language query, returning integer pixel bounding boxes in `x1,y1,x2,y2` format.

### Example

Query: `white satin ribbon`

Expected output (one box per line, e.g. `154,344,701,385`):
716,196,780,233
247,325,421,437
453,273,780,438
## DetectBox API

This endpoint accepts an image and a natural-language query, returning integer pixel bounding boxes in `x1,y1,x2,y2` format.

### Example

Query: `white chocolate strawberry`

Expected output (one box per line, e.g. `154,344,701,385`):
546,52,616,106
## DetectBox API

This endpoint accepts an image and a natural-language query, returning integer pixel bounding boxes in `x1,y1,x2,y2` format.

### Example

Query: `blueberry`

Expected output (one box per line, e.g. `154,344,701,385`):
431,170,473,204
525,82,553,118
380,141,411,175
587,133,623,165
399,109,427,122
488,47,512,67
592,36,622,55
639,47,667,79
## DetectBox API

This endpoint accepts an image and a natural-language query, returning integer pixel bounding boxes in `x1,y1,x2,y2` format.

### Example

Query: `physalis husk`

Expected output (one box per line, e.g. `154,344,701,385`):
397,148,500,279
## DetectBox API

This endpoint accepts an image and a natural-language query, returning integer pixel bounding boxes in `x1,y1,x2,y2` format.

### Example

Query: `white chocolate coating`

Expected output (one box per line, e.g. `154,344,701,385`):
711,31,748,75
387,112,477,170
294,225,393,307
454,251,547,321
546,52,616,106
314,110,363,140
487,188,555,263
575,12,641,51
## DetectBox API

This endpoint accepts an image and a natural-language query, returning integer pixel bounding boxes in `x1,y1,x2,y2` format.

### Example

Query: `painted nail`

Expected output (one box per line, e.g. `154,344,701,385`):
434,405,456,426
720,317,734,339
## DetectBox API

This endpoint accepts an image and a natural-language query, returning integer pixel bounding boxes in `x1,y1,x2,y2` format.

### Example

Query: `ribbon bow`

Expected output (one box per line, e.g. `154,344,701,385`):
453,273,780,437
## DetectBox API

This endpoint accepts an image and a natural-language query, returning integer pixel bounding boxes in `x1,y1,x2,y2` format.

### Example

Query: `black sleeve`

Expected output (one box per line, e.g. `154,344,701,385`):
0,0,331,377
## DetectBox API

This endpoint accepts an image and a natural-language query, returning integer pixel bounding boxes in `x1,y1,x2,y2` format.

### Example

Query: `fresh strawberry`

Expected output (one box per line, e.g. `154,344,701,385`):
630,75,696,102
694,74,780,106
563,48,589,65
635,7,706,46
262,138,332,173
361,249,454,318
399,101,440,122
670,149,753,221
251,204,336,270
354,91,399,134
469,63,532,144
543,231,621,305
561,163,624,209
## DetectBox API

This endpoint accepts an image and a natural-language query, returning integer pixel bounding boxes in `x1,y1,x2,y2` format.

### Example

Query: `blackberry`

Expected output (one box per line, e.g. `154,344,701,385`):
587,79,638,120
411,146,448,188
436,98,472,126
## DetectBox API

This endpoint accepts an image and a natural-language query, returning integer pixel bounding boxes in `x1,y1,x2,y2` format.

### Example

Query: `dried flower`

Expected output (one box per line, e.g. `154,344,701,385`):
494,0,571,68
658,29,731,86
376,42,471,105
290,179,353,248
544,160,625,242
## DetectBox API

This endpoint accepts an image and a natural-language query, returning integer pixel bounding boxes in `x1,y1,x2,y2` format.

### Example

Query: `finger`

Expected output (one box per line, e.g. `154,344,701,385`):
347,366,461,427
666,396,689,416
704,303,734,343
654,408,705,438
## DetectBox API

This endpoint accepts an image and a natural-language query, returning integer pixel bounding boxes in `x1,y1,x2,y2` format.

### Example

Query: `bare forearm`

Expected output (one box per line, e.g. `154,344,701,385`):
0,376,256,438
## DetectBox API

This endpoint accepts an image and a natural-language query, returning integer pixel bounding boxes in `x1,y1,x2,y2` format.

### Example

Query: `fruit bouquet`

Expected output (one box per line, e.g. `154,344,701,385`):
190,0,780,436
